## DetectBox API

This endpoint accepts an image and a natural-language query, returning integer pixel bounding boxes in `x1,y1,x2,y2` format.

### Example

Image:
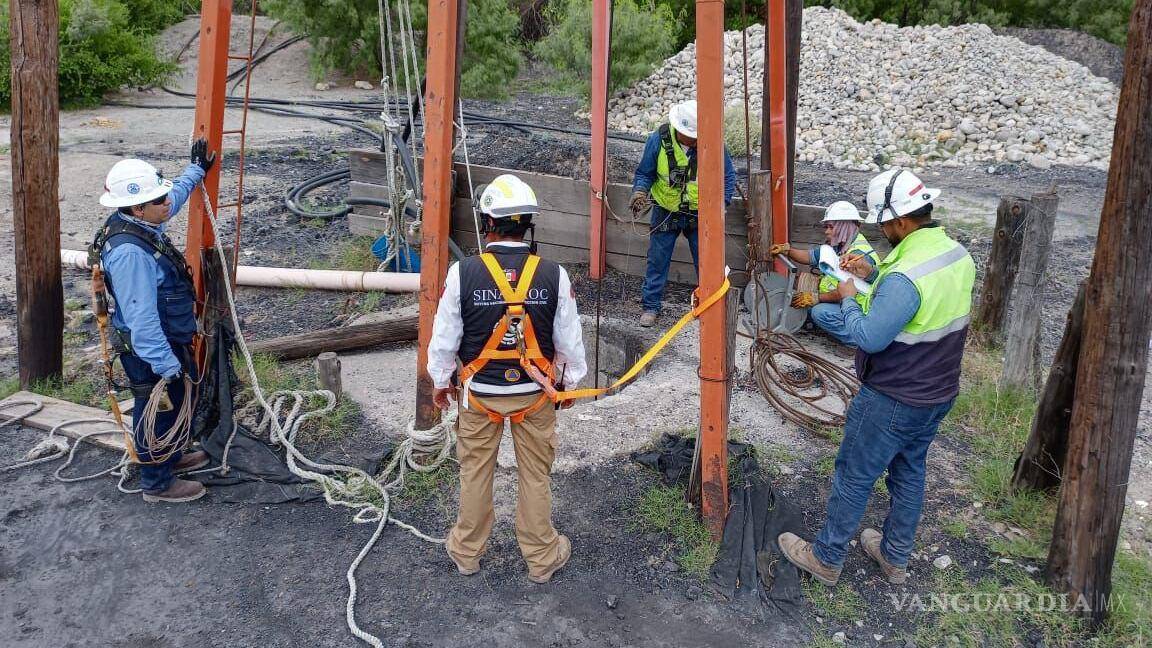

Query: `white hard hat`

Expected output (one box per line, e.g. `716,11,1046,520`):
668,100,698,138
822,201,864,223
478,174,539,218
100,159,173,208
865,168,941,224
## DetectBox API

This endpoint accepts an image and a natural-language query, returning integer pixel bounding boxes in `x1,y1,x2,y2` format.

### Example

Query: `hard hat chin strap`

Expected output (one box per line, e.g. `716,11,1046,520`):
880,169,905,222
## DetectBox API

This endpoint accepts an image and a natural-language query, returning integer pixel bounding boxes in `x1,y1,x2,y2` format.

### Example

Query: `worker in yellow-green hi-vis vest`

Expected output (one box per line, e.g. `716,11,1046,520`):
776,168,976,589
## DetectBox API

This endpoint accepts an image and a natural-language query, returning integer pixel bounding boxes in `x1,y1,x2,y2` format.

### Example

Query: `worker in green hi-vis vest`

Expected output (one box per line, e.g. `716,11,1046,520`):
769,201,880,344
776,168,976,589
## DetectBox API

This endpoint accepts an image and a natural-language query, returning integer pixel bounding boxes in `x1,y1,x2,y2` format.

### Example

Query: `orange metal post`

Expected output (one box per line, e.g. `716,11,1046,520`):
695,0,730,538
415,0,462,430
588,0,612,279
186,0,233,298
766,0,791,275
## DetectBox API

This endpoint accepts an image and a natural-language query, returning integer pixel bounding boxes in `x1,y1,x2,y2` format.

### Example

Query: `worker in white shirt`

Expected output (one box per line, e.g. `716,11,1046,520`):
427,174,588,584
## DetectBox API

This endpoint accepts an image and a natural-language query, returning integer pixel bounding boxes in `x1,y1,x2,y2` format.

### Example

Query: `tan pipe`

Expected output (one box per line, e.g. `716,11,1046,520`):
61,249,419,293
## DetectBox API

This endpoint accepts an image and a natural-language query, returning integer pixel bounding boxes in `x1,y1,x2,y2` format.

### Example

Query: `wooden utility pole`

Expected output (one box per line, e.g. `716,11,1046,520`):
10,0,63,387
415,0,463,430
1001,191,1059,389
973,195,1029,338
1046,0,1152,626
1012,282,1085,493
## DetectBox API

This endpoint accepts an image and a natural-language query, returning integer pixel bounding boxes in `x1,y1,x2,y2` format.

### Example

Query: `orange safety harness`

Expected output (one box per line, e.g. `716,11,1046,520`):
459,253,732,423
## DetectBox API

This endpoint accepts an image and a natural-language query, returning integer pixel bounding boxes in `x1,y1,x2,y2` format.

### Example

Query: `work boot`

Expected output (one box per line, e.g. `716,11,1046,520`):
778,532,841,586
142,479,207,504
860,528,907,584
446,544,481,576
174,450,210,474
528,535,572,584
639,311,658,328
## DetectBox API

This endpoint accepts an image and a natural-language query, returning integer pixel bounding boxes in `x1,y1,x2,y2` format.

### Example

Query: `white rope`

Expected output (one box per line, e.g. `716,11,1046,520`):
198,183,454,648
455,102,484,251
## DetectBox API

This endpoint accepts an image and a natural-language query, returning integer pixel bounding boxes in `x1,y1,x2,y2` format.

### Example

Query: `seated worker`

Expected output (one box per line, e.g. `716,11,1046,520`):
769,201,879,344
93,139,215,503
629,99,737,327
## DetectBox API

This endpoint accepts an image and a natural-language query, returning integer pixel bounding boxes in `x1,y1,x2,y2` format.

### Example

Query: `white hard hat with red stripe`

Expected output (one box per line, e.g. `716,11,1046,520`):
100,159,173,208
865,168,941,224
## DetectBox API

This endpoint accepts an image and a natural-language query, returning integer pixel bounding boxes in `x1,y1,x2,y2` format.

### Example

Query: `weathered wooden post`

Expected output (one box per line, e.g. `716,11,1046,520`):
315,352,343,400
1001,190,1059,389
1011,282,1085,493
9,0,63,387
973,195,1029,339
1046,0,1152,626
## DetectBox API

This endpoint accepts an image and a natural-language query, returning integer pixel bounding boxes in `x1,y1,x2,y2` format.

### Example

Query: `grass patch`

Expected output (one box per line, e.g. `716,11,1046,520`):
234,352,359,443
335,236,378,272
942,518,969,539
394,463,457,508
64,297,86,311
28,373,106,410
0,375,19,400
637,484,718,580
802,578,865,623
815,453,835,477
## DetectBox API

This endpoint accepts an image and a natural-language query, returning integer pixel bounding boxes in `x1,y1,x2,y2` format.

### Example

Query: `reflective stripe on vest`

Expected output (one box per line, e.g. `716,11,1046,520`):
818,233,880,308
860,226,975,341
650,124,699,213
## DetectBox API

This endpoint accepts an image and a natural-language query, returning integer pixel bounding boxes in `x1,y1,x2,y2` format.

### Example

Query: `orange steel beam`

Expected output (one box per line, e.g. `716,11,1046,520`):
186,0,232,299
696,0,730,538
766,0,791,275
588,0,612,279
415,0,463,430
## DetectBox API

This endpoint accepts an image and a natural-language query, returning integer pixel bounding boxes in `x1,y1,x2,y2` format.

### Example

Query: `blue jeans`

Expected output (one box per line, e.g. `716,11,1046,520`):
641,205,699,313
120,348,195,493
810,302,855,345
813,385,954,568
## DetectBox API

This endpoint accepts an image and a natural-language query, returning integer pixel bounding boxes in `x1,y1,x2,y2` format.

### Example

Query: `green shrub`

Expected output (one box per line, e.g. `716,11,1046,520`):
723,105,761,157
534,0,681,99
0,0,178,109
262,0,520,99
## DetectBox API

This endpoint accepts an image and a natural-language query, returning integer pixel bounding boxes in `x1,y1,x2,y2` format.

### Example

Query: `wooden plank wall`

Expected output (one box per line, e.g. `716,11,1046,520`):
346,150,890,281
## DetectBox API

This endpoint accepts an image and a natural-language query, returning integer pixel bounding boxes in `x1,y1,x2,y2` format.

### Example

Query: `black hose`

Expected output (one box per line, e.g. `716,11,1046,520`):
284,168,351,220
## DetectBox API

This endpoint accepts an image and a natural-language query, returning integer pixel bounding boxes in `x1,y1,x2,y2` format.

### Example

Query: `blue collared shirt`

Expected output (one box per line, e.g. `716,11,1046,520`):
838,271,921,354
102,163,204,378
631,130,738,205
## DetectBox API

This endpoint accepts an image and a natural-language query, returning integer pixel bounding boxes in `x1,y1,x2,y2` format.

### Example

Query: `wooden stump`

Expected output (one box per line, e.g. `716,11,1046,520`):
315,352,343,400
1001,191,1059,389
1011,281,1085,493
973,195,1029,340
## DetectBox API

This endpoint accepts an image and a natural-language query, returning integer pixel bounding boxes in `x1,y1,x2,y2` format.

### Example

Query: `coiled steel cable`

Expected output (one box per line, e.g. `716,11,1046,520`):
749,331,859,433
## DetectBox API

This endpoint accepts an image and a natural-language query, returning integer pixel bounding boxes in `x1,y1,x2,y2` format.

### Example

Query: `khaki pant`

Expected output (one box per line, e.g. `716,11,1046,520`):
445,392,565,577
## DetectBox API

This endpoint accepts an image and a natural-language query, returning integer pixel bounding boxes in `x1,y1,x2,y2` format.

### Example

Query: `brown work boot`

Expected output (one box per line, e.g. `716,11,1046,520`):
778,532,841,586
639,311,658,328
174,450,210,474
528,535,572,584
446,544,481,576
860,528,907,584
142,479,207,503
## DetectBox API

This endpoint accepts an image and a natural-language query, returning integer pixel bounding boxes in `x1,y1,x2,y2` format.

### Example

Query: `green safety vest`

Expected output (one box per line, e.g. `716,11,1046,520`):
650,123,699,213
859,225,975,342
818,233,880,308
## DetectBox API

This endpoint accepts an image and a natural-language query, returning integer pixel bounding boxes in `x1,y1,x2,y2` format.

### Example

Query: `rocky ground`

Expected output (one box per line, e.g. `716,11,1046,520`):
1,14,1150,648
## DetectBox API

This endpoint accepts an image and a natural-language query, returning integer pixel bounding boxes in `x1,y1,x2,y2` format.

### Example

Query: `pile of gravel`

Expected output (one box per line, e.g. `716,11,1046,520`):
606,8,1118,172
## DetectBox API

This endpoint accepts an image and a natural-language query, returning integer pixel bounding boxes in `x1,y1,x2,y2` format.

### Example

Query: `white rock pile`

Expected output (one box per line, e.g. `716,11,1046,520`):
606,7,1118,171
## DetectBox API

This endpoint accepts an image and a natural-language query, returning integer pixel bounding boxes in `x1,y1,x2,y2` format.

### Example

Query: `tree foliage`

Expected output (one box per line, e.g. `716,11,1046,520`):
1,0,183,109
262,0,522,99
534,0,682,98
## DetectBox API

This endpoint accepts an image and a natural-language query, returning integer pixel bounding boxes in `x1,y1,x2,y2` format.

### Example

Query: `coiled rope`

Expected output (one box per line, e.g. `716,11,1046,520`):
749,332,859,433
199,183,454,648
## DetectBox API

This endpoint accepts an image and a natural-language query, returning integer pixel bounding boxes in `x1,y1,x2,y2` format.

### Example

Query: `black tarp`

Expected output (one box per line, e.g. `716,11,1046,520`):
631,433,804,618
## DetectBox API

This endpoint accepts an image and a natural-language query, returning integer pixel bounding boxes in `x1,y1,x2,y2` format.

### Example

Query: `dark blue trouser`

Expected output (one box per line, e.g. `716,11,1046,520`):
119,347,195,493
810,302,855,345
641,205,699,313
813,385,955,568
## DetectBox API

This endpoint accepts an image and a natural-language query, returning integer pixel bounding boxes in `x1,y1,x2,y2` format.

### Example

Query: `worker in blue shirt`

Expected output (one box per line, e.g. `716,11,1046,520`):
629,100,738,327
92,139,216,503
777,168,976,588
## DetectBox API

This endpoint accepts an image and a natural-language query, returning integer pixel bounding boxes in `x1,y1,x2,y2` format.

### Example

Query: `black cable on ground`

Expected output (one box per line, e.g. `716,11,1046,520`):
284,168,351,220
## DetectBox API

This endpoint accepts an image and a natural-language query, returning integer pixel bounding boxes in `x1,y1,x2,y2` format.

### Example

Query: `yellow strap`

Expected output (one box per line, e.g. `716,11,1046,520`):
480,253,540,302
460,253,545,382
555,278,732,401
